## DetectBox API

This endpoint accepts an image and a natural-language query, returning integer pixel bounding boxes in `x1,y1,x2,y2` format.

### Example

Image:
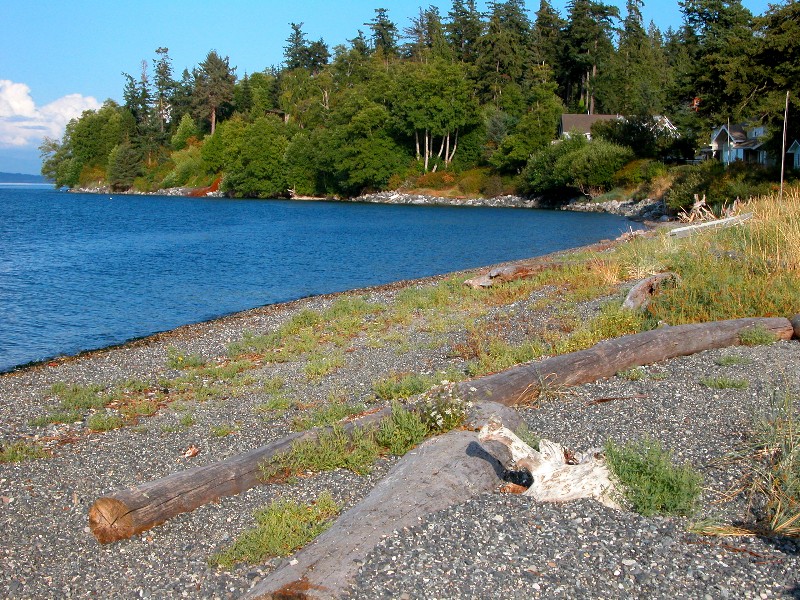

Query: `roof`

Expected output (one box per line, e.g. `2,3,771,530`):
559,114,620,136
711,123,765,151
788,140,800,153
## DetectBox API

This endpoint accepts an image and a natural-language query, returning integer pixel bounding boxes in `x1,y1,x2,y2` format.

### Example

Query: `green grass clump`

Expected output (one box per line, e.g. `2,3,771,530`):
0,440,48,463
739,325,779,347
303,352,345,381
211,492,340,568
166,346,205,369
604,437,702,517
210,423,237,437
87,412,125,432
256,395,293,414
262,425,381,480
261,376,286,395
292,398,366,431
29,409,83,427
700,376,749,390
373,372,439,400
50,382,106,410
375,402,429,455
715,355,753,367
618,367,646,381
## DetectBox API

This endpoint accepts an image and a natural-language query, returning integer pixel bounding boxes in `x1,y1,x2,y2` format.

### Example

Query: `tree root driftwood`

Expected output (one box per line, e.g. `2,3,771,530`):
478,420,619,509
622,272,681,311
244,402,521,599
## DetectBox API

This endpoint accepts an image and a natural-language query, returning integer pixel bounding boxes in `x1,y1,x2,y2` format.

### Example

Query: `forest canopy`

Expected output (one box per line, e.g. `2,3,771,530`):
40,0,800,200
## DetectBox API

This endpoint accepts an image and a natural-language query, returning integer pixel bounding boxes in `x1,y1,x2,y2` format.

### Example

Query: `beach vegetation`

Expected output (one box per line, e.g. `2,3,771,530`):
87,412,125,432
211,492,340,568
604,437,703,516
700,376,749,390
0,440,49,463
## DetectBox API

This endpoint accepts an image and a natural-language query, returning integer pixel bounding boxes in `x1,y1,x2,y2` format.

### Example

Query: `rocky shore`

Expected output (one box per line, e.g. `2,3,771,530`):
1,249,796,599
69,184,669,221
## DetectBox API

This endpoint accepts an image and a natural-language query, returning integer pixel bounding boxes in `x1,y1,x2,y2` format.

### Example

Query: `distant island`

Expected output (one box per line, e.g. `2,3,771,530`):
0,172,48,184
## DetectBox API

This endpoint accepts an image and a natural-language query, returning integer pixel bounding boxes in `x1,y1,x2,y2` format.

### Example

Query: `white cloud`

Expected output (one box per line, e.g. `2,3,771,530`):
0,80,101,148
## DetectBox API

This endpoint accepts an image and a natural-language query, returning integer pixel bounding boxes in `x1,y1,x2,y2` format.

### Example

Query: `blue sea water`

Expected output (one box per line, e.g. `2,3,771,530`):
0,186,643,372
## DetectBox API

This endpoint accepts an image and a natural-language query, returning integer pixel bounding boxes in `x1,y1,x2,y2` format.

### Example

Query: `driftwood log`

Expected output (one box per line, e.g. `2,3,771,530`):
457,317,795,406
89,316,797,545
245,402,521,599
478,420,620,508
464,264,544,289
622,272,680,310
669,212,753,238
88,408,391,544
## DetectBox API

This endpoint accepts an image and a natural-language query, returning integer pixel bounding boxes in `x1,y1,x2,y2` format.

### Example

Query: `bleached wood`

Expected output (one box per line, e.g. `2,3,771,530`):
478,420,620,509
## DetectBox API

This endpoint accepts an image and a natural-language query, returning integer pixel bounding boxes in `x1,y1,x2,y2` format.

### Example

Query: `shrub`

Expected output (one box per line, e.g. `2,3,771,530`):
613,159,668,188
605,437,702,516
563,140,634,195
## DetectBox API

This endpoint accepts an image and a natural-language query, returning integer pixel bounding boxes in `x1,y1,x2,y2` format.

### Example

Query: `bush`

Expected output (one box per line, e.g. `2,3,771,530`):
665,161,775,211
605,437,702,516
520,135,587,195
613,159,668,188
562,140,634,195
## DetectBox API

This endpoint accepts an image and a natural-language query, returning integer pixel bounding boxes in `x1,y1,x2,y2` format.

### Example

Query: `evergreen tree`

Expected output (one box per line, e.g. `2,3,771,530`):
193,50,237,134
446,0,484,64
152,47,175,134
474,0,532,109
403,6,452,62
561,0,619,113
367,8,399,59
107,141,141,191
531,0,565,68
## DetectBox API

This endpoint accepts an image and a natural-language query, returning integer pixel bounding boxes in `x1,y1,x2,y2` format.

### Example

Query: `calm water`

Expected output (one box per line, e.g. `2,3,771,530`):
0,186,642,372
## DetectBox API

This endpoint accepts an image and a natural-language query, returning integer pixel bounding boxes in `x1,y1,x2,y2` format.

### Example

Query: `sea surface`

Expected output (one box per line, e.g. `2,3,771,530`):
0,185,643,372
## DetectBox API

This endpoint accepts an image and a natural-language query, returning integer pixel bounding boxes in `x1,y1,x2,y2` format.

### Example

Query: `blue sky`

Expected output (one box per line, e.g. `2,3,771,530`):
1,0,772,175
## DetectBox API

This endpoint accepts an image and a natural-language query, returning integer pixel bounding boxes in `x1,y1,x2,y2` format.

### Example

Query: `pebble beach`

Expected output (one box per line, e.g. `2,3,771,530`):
1,247,798,599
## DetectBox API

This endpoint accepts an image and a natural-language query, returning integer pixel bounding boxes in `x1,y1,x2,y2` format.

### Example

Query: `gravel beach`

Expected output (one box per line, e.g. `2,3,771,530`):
1,252,798,599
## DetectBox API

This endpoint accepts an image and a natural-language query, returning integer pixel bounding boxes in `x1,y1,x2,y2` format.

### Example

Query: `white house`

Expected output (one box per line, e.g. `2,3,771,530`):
710,123,770,166
787,139,800,170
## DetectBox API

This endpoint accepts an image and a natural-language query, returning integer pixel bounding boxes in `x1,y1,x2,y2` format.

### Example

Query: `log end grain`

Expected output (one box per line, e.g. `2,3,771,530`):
89,497,157,544
791,315,800,340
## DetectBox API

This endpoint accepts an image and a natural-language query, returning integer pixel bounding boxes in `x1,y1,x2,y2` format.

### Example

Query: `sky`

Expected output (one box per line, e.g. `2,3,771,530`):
0,0,773,175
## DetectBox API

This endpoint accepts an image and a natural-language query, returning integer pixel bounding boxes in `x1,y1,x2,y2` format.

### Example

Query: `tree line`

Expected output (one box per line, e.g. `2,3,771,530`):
40,0,799,198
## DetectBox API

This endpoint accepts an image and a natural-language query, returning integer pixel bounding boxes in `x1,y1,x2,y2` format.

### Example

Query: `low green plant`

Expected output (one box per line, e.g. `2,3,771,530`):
739,325,779,347
211,492,340,568
515,423,541,451
373,372,438,400
50,382,106,410
87,412,125,432
179,412,196,427
304,352,345,381
210,423,237,437
618,367,646,381
29,409,83,427
604,437,703,516
120,399,159,420
700,376,749,390
375,402,429,455
0,440,48,463
292,398,366,431
261,424,381,480
262,376,286,395
256,395,293,413
166,346,205,369
715,355,753,367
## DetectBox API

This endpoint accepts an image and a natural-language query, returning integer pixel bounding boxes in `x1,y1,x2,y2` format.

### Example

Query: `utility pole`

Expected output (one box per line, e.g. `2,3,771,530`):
780,91,790,204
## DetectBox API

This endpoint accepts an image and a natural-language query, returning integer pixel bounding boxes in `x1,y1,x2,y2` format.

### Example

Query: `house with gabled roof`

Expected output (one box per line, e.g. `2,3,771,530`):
787,139,800,170
558,114,621,139
710,122,770,166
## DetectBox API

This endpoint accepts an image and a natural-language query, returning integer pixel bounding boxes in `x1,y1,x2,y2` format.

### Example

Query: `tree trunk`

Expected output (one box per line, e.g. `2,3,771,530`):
457,317,795,406
244,402,521,599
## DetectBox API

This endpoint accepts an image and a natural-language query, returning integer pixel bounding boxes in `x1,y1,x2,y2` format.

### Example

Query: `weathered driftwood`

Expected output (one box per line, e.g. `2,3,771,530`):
464,264,542,289
458,317,795,406
88,408,391,544
622,272,681,310
478,420,620,508
792,315,800,340
669,212,753,238
245,402,521,600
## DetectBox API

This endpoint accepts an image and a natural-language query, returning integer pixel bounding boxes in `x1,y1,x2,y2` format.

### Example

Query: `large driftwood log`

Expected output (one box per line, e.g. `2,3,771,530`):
479,420,619,508
622,272,680,310
669,212,753,238
88,408,391,544
245,403,521,599
458,317,795,406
